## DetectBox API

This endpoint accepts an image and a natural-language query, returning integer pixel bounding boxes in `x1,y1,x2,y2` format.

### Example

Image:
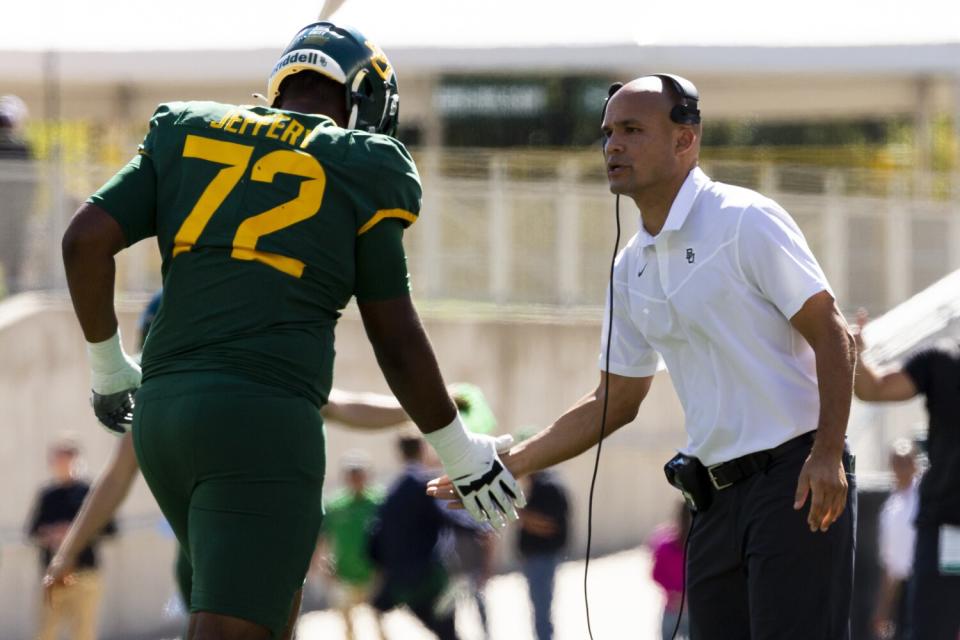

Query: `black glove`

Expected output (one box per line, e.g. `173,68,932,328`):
91,389,136,436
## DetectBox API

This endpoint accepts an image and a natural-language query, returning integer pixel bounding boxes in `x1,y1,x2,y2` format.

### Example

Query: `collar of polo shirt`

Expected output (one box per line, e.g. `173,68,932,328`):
637,167,710,248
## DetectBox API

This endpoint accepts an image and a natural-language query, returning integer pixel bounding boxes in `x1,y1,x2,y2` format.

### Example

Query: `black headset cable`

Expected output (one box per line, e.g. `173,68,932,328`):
670,512,696,640
585,194,621,640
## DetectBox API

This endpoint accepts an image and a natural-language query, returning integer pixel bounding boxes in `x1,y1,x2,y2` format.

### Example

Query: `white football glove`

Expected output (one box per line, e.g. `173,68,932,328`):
424,415,526,529
86,331,141,436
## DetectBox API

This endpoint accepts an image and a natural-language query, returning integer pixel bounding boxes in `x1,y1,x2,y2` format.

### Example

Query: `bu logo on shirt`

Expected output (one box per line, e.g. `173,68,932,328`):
686,248,695,264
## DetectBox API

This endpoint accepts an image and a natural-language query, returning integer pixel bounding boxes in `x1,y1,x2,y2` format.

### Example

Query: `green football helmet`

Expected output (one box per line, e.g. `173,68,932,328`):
266,21,400,136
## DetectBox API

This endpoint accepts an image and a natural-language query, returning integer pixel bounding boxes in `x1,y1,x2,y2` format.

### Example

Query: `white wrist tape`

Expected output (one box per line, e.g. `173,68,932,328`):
86,330,141,394
423,413,473,465
86,331,128,372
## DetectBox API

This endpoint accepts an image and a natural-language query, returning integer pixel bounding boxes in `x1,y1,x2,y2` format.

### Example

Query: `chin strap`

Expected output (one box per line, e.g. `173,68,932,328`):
347,69,368,130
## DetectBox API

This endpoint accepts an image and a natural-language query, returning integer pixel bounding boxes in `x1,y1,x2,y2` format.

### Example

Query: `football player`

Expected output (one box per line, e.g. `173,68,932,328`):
61,22,523,640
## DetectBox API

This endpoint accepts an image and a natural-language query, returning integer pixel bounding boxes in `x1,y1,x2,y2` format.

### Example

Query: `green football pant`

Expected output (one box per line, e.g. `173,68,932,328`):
132,373,325,638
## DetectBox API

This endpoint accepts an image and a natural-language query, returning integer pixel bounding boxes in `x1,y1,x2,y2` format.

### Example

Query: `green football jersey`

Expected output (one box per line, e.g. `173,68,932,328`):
89,101,421,406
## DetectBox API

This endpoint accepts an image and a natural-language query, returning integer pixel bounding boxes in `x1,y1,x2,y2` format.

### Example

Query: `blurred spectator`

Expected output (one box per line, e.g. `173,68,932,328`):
315,451,386,640
450,529,495,640
649,502,691,640
27,433,116,640
450,382,497,436
854,311,960,639
369,429,485,640
873,439,919,640
0,94,36,295
516,428,570,640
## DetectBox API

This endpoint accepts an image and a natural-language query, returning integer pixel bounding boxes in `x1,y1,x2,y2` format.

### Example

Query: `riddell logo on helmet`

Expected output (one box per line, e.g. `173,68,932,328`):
271,51,326,75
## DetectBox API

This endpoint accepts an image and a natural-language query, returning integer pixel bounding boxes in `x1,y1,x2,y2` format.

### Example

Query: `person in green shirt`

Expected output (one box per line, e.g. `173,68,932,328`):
61,21,523,640
316,451,385,640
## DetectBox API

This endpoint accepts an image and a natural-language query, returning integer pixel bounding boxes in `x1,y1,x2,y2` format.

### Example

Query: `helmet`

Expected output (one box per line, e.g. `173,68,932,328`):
266,22,400,136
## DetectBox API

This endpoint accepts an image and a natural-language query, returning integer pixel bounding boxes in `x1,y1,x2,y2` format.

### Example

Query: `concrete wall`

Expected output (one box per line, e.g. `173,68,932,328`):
0,295,186,639
0,293,688,639
0,292,928,638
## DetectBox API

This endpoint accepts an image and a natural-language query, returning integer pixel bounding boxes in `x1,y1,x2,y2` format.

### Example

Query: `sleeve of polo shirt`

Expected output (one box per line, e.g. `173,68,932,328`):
737,203,834,320
598,259,661,377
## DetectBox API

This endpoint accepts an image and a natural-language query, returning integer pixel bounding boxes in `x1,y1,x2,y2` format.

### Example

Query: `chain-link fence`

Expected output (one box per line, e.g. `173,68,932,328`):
2,150,957,315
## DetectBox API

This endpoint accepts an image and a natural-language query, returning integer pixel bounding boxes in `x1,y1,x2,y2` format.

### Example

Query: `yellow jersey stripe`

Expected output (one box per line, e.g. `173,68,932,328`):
357,208,418,236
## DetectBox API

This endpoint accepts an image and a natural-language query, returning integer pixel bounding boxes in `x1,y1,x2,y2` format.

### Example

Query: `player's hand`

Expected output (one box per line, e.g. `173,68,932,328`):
447,434,525,529
793,447,848,532
86,331,141,435
91,389,137,436
427,435,517,510
428,426,525,529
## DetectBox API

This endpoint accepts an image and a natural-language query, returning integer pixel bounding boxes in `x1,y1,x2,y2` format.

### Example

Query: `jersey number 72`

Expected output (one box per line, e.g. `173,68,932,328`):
172,134,326,278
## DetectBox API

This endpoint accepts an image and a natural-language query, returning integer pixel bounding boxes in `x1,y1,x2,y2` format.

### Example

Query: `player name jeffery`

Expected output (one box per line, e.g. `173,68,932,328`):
208,108,315,148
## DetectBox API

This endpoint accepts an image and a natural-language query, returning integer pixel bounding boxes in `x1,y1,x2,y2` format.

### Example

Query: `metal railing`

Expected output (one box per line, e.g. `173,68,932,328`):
2,152,957,315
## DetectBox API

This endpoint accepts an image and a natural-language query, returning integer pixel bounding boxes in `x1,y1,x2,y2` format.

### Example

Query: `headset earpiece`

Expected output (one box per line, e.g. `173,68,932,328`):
600,82,624,124
653,73,701,125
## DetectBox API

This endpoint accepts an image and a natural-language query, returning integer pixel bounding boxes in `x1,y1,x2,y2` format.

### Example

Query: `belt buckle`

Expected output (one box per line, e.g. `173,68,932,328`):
707,463,733,491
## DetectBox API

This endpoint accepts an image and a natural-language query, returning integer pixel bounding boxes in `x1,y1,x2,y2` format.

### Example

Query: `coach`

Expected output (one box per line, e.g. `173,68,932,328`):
433,75,859,639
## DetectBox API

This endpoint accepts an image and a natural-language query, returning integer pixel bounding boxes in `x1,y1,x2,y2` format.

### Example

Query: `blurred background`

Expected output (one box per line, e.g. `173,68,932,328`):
1,0,959,638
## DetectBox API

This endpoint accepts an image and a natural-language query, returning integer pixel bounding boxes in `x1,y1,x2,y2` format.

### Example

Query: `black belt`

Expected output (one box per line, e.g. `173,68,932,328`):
706,431,816,491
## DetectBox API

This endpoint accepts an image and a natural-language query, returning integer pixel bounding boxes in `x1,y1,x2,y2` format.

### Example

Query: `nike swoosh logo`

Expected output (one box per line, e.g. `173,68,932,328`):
638,263,647,277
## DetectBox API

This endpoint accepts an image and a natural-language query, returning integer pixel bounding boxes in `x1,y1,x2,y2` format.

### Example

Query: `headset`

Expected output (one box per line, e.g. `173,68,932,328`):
585,72,700,640
600,73,701,126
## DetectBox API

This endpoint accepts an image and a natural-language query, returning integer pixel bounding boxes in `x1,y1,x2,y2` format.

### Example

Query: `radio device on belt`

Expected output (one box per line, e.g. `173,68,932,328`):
664,453,714,512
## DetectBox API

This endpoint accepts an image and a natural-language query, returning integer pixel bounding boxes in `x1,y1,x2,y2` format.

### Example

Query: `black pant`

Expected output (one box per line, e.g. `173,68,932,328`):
372,569,459,640
408,600,458,640
907,523,960,640
686,437,856,640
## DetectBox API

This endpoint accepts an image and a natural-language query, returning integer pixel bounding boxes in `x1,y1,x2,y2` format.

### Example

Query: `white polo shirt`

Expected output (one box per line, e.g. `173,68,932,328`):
600,166,833,465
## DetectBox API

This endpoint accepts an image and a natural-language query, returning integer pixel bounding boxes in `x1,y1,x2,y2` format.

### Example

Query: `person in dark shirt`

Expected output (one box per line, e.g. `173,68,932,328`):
26,434,116,640
369,430,488,640
854,311,960,640
517,466,570,640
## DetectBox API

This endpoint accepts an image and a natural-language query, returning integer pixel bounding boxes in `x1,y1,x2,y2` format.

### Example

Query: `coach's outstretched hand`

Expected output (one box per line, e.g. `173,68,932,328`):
86,331,141,436
424,418,525,528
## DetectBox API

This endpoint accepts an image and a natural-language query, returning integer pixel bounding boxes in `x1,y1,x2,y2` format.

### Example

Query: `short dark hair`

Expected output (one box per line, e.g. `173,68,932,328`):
397,430,423,462
275,71,342,107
